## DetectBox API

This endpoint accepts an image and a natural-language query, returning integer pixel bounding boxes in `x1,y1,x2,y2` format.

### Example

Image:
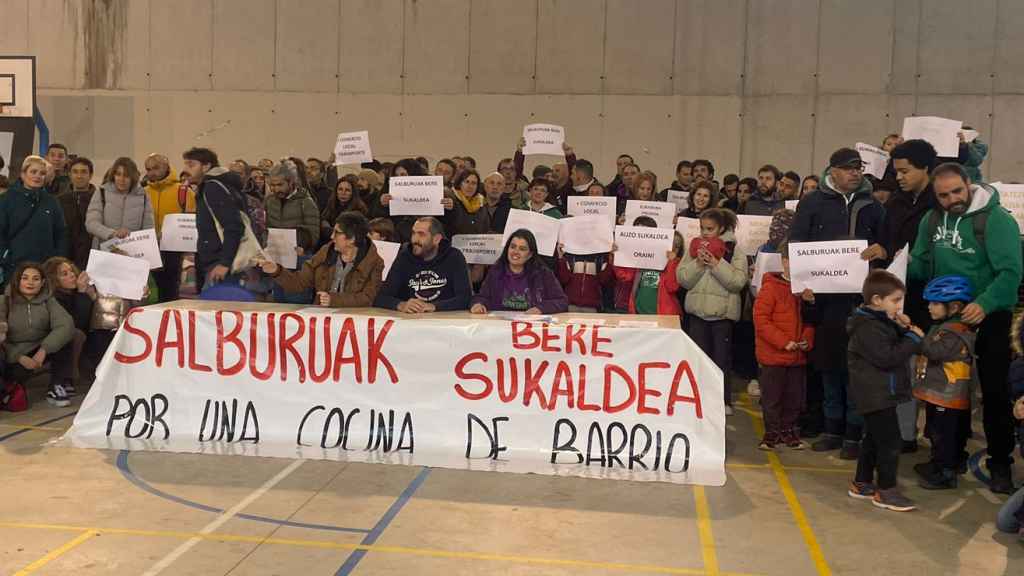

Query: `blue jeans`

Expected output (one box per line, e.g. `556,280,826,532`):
997,485,1024,533
822,369,863,433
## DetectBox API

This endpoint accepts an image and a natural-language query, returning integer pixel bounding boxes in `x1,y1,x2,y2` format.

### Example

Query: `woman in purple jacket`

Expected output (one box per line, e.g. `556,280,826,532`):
470,229,568,314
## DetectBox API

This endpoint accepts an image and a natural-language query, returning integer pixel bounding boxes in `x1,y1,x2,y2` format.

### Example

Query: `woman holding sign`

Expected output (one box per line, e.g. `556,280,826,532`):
86,157,155,250
470,229,567,315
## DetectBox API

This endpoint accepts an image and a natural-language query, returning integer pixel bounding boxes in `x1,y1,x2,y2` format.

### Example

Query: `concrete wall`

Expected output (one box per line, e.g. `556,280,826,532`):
3,0,1021,184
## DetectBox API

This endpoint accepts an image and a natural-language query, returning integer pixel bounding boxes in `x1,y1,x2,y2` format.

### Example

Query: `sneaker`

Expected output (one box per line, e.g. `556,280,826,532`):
872,488,916,512
724,405,734,416
46,386,70,408
758,435,779,451
839,440,861,461
799,425,822,439
901,440,918,454
63,381,77,396
918,468,957,490
812,434,843,452
782,430,807,450
914,460,939,479
848,481,876,500
747,379,761,398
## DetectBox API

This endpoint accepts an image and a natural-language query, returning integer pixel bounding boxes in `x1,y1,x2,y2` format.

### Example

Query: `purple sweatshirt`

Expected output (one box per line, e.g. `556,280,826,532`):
472,261,568,314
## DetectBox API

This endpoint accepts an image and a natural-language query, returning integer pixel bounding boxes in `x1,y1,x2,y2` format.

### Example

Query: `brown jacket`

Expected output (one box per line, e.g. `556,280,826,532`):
271,242,384,307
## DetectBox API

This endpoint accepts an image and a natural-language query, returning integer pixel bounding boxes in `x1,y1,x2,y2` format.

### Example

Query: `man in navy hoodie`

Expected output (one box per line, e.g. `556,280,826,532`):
374,217,471,313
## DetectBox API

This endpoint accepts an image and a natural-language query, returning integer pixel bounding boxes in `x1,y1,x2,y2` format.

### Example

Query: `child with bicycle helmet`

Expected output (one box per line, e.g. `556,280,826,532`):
913,274,976,490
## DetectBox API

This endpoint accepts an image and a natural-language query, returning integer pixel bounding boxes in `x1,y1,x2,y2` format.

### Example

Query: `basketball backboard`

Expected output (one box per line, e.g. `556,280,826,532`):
0,56,35,118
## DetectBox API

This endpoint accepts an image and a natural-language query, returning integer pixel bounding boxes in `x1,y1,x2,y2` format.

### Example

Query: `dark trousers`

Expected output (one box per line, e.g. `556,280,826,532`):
52,328,86,384
154,251,183,302
976,310,1015,468
925,402,969,471
686,317,734,405
856,406,902,490
822,368,864,438
799,366,824,432
760,365,806,435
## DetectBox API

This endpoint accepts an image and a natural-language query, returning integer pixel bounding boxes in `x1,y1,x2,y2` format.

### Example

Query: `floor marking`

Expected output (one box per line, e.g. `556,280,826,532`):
938,498,967,521
0,412,77,442
693,486,720,576
0,424,66,432
0,521,760,576
140,458,304,576
741,394,832,576
13,529,97,575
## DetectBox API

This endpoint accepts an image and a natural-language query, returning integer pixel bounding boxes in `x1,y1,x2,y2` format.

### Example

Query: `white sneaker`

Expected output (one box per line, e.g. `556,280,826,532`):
46,385,70,408
724,405,734,416
747,379,761,397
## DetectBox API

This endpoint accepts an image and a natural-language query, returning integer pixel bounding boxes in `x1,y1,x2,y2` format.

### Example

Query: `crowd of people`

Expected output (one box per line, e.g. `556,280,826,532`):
0,128,1022,529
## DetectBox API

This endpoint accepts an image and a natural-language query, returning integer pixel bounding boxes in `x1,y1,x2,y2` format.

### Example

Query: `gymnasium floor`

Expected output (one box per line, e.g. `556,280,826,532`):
1,378,1021,576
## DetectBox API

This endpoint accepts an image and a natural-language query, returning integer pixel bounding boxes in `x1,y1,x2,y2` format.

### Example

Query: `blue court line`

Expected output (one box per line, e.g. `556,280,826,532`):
116,450,370,534
969,448,990,484
0,411,77,442
335,466,432,575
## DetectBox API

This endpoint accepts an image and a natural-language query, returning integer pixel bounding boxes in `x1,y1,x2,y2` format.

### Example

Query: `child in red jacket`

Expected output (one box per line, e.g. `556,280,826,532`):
611,217,684,317
753,243,816,450
555,244,615,312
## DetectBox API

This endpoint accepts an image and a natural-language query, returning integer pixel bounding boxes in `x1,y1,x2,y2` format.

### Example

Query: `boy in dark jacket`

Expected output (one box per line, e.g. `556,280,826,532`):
846,270,923,512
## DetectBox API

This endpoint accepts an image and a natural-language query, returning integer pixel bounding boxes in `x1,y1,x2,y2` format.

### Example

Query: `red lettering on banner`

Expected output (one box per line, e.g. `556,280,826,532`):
250,313,277,381
368,318,398,384
576,364,600,411
497,357,518,402
511,322,614,359
187,311,212,372
565,325,587,355
511,321,538,349
155,309,184,368
550,361,576,409
603,365,636,413
667,361,703,419
278,313,306,383
540,324,559,352
216,311,245,375
637,362,671,415
114,308,152,364
332,317,362,383
591,326,612,358
307,316,333,383
453,352,492,400
522,359,551,410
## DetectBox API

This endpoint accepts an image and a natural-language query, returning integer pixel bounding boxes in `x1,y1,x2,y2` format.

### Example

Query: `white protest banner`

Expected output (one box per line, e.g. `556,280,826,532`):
856,142,890,179
503,208,560,256
735,215,773,257
567,196,616,225
992,182,1024,234
389,176,444,216
902,116,962,157
624,200,675,229
522,123,565,156
266,228,298,269
887,247,908,284
373,239,401,279
452,234,503,265
63,305,726,486
558,215,614,255
99,229,163,269
159,214,197,252
676,217,702,244
334,131,373,166
789,240,868,294
85,249,150,300
614,226,674,270
752,251,783,289
785,200,799,211
666,189,690,214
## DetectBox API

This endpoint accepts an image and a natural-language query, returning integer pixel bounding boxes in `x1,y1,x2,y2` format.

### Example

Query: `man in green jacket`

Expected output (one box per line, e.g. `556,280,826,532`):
909,162,1022,494
265,163,320,256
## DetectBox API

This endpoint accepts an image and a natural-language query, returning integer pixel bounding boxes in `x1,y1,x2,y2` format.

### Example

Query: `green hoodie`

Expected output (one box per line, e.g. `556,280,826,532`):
909,183,1022,313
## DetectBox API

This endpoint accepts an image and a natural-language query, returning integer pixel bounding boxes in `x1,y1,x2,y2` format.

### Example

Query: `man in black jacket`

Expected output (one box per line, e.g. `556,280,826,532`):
374,217,471,313
183,147,245,290
789,148,887,458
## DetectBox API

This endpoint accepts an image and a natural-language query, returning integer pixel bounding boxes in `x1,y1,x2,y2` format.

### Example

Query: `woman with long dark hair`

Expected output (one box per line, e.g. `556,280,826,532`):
470,229,567,314
320,175,368,245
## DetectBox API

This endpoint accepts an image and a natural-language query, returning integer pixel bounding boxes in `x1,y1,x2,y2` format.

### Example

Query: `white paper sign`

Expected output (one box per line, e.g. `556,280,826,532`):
789,240,868,294
389,176,444,216
676,217,702,243
567,196,616,225
334,131,373,166
992,182,1024,234
887,247,908,284
961,129,979,143
159,214,197,252
266,228,298,269
855,142,891,180
752,251,784,289
735,215,773,257
502,209,561,257
85,249,150,300
558,215,614,255
785,200,799,211
522,123,565,156
666,189,690,213
373,239,400,279
624,200,676,229
902,116,962,157
99,229,163,270
0,132,13,177
614,226,674,270
452,234,503,265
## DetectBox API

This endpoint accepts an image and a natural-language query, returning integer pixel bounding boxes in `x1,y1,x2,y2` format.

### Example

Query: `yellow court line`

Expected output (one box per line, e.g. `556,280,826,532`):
0,521,759,576
741,394,832,576
14,529,97,575
693,486,720,576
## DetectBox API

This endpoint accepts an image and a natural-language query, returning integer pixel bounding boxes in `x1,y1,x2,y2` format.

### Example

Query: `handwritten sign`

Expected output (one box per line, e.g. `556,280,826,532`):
389,176,444,216
676,217,702,244
856,142,890,179
558,215,614,255
785,200,798,211
99,229,163,269
160,214,197,252
522,123,565,156
751,251,783,289
887,247,908,284
452,234,503,265
85,249,150,300
503,209,561,256
373,239,400,279
789,240,868,294
567,196,616,225
667,189,690,214
902,116,962,157
992,182,1024,234
334,131,373,166
624,200,675,229
266,228,298,269
614,226,674,270
735,215,773,257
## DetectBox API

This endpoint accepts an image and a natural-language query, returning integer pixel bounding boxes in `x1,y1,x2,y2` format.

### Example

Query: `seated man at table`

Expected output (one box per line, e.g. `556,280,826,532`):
374,216,471,313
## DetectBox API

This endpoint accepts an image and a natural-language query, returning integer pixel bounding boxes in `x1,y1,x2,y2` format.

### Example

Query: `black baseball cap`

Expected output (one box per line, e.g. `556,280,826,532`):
829,147,865,169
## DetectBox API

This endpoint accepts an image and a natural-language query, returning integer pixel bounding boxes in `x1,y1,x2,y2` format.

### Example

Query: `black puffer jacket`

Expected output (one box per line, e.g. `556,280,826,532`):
846,306,922,415
195,167,246,271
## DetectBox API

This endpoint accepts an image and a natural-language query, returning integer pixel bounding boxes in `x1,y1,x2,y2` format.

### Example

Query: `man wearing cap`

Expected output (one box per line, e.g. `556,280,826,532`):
788,147,887,459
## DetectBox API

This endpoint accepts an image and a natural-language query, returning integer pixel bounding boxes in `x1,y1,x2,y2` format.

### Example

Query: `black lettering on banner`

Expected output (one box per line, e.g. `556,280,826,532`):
295,405,412,453
664,433,691,473
547,419,690,474
605,422,628,469
106,394,170,440
198,399,259,443
465,413,509,459
585,422,606,466
297,405,325,446
550,418,584,464
628,424,652,470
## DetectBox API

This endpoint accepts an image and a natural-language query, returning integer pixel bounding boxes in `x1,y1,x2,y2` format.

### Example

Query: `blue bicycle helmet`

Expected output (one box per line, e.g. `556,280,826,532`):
923,275,973,303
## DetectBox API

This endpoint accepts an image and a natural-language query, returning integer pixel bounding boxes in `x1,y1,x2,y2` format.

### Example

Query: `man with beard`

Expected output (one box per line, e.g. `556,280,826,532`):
59,157,97,271
909,163,1022,494
744,164,784,216
374,217,471,313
